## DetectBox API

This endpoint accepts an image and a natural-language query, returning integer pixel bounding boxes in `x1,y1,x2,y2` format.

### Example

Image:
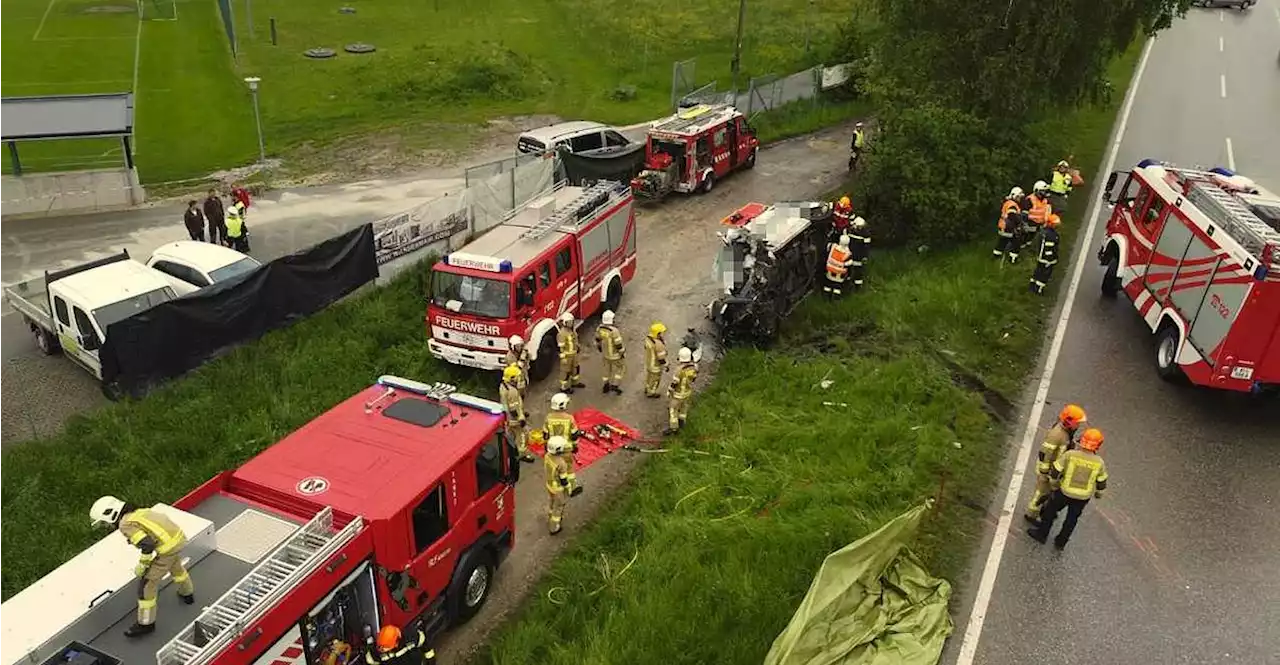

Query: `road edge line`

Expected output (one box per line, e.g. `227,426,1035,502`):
953,34,1157,665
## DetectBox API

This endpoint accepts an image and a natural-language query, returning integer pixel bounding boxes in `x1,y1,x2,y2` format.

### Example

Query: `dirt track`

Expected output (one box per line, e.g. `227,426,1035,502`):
435,121,858,662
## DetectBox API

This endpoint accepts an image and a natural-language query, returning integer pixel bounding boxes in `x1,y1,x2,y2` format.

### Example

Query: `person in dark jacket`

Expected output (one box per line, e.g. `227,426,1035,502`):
203,189,226,245
183,201,206,241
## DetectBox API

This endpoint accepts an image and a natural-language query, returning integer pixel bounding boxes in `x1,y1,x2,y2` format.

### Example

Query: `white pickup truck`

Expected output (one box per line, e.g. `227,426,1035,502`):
144,240,261,296
4,251,178,397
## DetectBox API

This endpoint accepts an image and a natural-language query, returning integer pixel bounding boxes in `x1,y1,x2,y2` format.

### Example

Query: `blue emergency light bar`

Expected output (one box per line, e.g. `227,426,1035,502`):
447,393,506,415
377,375,457,400
443,252,513,273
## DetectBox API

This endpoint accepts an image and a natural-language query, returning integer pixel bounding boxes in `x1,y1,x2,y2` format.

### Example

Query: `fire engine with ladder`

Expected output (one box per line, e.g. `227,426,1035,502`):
630,103,759,202
1099,160,1280,392
427,180,637,380
2,376,521,665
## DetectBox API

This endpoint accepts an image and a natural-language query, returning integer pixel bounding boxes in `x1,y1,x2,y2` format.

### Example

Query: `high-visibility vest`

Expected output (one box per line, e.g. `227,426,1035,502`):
670,363,697,399
557,327,578,355
826,244,852,278
644,336,667,372
225,215,245,238
1053,449,1108,500
596,325,624,360
545,454,570,494
853,130,865,149
1050,171,1072,195
544,412,577,440
998,199,1020,232
1028,195,1052,225
499,382,524,420
120,509,187,556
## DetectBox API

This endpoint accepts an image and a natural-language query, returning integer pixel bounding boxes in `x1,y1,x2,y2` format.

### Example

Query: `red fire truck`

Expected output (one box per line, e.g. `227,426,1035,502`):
427,180,637,380
1099,160,1280,392
1,376,520,665
630,103,759,202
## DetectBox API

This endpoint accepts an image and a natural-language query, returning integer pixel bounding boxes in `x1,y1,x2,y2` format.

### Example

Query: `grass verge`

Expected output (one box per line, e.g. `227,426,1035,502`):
752,97,873,146
471,42,1145,664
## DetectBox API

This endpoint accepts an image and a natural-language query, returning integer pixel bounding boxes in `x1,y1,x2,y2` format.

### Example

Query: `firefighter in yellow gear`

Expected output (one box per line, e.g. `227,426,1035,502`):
595,309,626,394
544,435,573,535
504,335,531,396
1027,428,1109,550
542,392,583,496
90,496,195,637
500,365,535,463
823,234,854,297
994,186,1026,262
1024,403,1087,522
664,347,698,435
643,321,669,398
556,312,585,393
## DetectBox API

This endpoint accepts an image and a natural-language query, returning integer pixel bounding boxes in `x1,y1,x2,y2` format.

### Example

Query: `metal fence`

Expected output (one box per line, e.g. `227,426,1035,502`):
466,152,559,235
669,59,853,117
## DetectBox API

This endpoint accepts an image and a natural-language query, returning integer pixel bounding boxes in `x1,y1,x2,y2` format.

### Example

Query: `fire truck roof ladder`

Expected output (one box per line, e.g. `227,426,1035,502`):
1184,177,1280,270
520,180,622,242
155,507,364,665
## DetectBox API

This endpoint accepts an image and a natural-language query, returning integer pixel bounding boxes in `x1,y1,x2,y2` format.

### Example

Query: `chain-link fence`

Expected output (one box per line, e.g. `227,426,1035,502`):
670,61,853,118
467,152,559,235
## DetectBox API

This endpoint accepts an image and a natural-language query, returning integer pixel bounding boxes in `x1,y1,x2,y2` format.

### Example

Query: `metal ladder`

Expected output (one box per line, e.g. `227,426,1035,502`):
1186,179,1280,264
155,508,364,665
520,180,621,241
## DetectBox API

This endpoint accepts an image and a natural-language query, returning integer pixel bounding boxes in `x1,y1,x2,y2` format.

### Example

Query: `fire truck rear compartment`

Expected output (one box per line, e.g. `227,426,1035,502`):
95,495,304,665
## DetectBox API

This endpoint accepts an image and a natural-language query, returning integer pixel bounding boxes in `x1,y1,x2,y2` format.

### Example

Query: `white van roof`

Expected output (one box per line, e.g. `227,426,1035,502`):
520,121,607,143
55,259,173,309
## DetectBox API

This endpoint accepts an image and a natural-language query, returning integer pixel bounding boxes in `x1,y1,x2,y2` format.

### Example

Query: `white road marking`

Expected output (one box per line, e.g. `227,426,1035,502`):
32,0,57,41
1225,137,1236,171
953,34,1158,665
1219,36,1224,52
1220,11,1224,22
1220,74,1227,99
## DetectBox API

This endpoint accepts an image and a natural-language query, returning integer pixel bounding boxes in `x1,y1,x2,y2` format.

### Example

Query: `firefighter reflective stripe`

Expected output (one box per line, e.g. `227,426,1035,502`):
1052,450,1108,500
1028,196,1052,225
1036,424,1072,475
597,325,624,360
499,383,524,420
671,364,697,399
644,336,666,371
1038,230,1060,265
545,454,570,494
121,510,186,556
557,327,578,356
826,245,852,276
504,348,530,373
1050,171,1072,194
544,412,577,439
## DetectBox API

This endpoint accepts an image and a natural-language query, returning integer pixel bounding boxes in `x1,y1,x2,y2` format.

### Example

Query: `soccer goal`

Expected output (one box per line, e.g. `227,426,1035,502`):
138,0,178,21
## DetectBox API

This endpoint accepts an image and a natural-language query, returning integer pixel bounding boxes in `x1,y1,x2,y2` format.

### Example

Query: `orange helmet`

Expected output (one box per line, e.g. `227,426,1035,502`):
376,625,401,652
1058,404,1086,429
1079,428,1104,453
837,195,852,210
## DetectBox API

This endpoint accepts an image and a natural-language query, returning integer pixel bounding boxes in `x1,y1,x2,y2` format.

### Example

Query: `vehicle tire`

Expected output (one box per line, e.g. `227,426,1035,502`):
1154,324,1183,382
603,277,622,313
531,333,557,381
701,173,715,194
1100,251,1121,298
33,327,59,356
447,549,494,624
744,148,757,170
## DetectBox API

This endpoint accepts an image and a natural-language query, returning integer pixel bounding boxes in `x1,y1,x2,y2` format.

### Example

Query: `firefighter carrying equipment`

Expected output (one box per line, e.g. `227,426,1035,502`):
105,502,195,636
824,234,855,297
1024,405,1086,521
763,503,952,665
596,312,626,394
1030,217,1061,295
666,355,698,434
545,435,572,535
499,377,534,463
557,314,584,392
543,409,582,496
367,626,433,664
644,326,669,398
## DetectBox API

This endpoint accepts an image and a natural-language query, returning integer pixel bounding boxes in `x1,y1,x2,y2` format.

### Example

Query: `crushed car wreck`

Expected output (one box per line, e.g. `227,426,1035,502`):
707,201,832,345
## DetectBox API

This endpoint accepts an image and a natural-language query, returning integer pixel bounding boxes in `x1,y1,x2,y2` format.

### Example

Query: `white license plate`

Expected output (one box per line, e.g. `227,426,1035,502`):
456,355,489,370
1230,366,1254,380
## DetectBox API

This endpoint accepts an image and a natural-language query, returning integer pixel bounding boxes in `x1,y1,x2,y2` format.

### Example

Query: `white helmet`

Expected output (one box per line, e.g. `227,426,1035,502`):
1009,186,1024,198
90,495,127,527
509,335,523,348
550,392,570,411
851,216,867,230
838,234,851,248
601,310,615,326
677,347,693,363
547,435,570,455
1056,160,1069,169
559,312,574,326
1033,180,1049,192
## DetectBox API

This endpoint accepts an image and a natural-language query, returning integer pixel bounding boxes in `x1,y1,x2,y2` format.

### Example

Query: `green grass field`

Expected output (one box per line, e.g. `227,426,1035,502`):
3,0,850,183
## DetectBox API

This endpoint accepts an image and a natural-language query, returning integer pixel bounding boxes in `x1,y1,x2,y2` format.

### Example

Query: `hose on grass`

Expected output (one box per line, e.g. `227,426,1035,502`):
588,546,640,597
546,586,569,605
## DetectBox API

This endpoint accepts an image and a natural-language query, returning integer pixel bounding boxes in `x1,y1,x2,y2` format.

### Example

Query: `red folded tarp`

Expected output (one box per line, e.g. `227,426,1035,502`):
528,407,643,472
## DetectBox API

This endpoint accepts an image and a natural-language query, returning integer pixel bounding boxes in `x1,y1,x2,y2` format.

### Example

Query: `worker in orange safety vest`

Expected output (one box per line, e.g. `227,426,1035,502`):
993,186,1027,262
822,233,855,298
1010,181,1053,264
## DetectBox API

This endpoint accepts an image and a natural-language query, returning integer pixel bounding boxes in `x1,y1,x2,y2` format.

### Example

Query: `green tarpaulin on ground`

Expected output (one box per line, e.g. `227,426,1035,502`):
763,503,954,665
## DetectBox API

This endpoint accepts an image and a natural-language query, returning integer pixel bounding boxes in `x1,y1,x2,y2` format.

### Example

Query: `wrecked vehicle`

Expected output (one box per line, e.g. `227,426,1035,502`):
708,201,832,345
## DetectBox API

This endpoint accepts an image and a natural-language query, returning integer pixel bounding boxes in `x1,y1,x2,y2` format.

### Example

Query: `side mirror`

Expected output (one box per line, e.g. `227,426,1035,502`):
1103,172,1119,203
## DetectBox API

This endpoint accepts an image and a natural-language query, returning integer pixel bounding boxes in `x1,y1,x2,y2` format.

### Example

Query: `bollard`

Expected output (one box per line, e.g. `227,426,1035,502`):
270,17,277,46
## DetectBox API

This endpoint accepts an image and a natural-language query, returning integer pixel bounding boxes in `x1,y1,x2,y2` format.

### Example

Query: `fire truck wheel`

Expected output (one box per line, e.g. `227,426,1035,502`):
604,278,622,312
744,148,757,169
1100,252,1121,297
447,548,495,623
701,173,715,194
531,334,557,381
1154,325,1183,381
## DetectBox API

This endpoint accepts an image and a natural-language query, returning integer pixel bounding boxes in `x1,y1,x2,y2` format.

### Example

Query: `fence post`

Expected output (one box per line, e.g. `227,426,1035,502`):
812,65,823,108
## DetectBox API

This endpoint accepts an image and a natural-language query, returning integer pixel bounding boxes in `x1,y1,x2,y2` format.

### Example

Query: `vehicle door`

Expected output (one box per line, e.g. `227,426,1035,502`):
736,117,755,157
404,476,463,614
514,270,538,333
531,259,556,325
551,244,580,318
694,136,712,177
151,259,210,293
69,303,104,379
51,295,82,362
604,130,630,148
725,120,739,166
471,432,518,537
1138,190,1178,298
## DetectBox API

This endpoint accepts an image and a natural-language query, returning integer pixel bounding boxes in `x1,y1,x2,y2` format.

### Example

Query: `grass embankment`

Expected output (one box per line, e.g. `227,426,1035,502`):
473,43,1144,664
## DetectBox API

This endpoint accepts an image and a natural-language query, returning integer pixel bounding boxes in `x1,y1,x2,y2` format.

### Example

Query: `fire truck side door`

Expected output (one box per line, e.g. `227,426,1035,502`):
711,127,731,177
551,245,578,317
404,481,458,611
515,271,537,323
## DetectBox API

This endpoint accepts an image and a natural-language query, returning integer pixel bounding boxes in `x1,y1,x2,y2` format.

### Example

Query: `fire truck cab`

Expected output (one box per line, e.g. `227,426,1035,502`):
630,103,758,202
1099,160,1280,392
427,180,637,380
2,376,519,665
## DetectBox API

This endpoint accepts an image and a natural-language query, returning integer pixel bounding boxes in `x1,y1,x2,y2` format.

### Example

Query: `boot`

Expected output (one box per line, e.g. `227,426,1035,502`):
549,522,562,535
646,393,660,399
179,593,195,605
1025,528,1047,544
611,384,623,395
124,623,156,638
1023,512,1040,524
520,454,536,463
564,386,575,395
570,486,583,497
1053,536,1069,551
663,427,679,436
573,381,586,389
603,383,612,394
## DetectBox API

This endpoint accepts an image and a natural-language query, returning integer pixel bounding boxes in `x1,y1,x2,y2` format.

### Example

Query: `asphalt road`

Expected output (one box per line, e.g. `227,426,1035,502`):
947,6,1280,665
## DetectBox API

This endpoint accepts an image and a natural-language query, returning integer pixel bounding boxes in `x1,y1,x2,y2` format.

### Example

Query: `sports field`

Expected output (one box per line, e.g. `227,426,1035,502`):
3,0,849,183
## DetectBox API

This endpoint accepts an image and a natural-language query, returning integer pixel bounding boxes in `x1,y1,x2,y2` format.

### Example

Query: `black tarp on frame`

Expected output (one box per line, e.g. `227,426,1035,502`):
100,224,378,397
559,144,647,186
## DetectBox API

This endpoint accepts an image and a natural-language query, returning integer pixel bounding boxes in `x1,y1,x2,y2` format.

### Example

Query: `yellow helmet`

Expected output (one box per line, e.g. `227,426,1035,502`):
838,195,852,208
649,321,667,337
502,365,521,382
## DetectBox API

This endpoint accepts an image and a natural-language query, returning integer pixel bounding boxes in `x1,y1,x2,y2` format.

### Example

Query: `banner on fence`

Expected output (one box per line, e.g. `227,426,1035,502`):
471,154,558,235
372,192,471,266
821,63,854,90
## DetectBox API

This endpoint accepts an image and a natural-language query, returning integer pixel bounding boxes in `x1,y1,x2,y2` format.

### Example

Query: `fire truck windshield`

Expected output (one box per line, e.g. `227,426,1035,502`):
431,271,511,318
